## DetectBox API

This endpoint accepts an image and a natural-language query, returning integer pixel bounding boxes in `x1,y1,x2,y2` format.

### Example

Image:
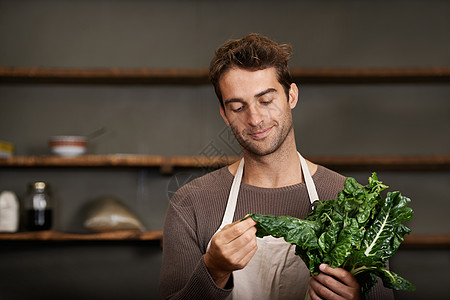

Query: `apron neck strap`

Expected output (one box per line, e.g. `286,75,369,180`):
298,153,319,205
219,158,244,229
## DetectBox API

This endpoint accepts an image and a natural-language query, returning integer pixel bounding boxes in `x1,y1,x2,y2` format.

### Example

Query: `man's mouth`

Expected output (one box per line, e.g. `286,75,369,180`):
248,126,273,139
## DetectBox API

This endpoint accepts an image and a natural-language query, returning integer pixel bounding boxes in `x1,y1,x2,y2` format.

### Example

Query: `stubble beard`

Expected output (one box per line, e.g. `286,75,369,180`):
230,119,294,157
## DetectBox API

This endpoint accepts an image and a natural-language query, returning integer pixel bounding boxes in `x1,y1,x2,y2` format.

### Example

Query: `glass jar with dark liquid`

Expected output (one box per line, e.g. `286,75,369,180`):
24,182,53,231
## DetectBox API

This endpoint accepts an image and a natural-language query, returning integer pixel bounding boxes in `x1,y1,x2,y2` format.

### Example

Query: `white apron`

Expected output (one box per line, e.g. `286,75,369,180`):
207,153,319,300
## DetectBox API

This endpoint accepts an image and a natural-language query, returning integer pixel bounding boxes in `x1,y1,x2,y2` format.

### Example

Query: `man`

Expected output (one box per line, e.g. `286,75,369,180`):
159,33,393,299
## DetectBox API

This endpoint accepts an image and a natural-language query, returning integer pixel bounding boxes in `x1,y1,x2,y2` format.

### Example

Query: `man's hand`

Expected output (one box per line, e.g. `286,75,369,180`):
203,217,258,288
308,264,361,300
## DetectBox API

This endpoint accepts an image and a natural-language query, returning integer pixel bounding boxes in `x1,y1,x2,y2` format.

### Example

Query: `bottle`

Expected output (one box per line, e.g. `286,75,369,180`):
24,182,53,231
0,191,19,232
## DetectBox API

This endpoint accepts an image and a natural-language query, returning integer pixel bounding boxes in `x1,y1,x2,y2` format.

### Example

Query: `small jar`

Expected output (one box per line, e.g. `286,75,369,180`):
24,182,53,231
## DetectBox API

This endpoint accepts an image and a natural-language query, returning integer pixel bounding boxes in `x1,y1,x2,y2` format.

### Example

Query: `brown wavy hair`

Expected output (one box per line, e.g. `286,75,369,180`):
209,33,293,107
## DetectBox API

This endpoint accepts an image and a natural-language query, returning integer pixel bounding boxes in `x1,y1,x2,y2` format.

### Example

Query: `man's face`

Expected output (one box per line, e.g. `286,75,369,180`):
219,67,298,156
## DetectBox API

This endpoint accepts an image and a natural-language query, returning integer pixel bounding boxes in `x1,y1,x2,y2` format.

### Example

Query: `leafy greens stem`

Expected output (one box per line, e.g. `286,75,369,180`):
350,266,377,276
364,207,391,257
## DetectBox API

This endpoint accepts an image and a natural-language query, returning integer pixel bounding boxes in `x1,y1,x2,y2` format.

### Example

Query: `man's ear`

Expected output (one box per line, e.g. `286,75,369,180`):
219,104,230,127
288,83,299,109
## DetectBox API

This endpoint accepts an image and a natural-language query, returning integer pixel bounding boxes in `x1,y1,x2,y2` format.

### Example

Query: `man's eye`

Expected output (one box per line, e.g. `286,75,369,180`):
231,105,244,112
261,99,273,105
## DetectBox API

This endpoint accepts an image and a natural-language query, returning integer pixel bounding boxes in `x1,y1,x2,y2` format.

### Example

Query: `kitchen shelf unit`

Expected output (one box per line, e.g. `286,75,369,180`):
1,66,450,85
1,67,448,245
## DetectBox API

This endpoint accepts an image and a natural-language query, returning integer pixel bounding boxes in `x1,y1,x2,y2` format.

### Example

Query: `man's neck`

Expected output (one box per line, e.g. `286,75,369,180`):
229,132,316,188
242,148,301,188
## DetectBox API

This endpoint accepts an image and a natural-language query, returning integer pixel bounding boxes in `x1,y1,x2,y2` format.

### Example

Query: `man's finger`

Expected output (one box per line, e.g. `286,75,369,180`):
319,264,359,287
221,217,257,241
309,275,335,300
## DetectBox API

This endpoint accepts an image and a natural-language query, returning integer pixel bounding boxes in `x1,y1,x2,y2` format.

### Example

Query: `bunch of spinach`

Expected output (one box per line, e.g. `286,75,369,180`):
247,173,415,296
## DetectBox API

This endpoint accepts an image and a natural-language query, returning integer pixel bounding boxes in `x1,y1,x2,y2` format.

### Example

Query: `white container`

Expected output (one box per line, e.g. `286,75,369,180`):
49,135,87,157
0,191,19,232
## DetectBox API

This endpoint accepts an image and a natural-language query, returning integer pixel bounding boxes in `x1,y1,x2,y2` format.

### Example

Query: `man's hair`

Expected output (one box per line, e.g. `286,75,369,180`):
209,33,293,107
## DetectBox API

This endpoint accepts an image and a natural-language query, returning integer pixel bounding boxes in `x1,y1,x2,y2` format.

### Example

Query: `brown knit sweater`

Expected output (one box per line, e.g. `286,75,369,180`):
159,165,394,300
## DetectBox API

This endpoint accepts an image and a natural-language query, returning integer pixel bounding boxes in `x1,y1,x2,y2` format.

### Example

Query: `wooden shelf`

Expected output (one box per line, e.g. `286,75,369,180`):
306,155,450,171
0,231,448,249
1,67,450,85
400,234,450,250
0,230,163,241
290,67,450,84
0,155,236,167
1,155,449,171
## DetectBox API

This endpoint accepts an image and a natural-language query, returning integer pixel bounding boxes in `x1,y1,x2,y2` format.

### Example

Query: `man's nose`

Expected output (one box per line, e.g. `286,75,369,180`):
246,104,265,127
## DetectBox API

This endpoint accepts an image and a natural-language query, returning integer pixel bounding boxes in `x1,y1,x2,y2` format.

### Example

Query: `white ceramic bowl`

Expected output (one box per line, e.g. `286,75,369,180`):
49,136,87,157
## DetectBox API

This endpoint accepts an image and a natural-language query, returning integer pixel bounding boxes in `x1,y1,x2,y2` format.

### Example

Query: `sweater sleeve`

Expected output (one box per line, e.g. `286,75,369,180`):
158,192,232,300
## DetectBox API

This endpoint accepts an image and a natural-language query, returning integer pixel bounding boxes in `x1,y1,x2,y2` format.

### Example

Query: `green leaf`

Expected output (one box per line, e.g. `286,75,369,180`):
249,214,320,250
362,191,413,260
318,220,340,253
354,271,379,296
374,268,416,291
326,217,362,267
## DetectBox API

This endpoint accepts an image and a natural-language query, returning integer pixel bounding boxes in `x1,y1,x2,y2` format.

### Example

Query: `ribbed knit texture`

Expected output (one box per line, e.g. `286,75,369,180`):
158,165,394,300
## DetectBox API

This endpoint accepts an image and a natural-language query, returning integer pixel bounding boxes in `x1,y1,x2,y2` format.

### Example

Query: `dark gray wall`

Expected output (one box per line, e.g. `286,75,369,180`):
0,1,449,299
1,0,450,68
